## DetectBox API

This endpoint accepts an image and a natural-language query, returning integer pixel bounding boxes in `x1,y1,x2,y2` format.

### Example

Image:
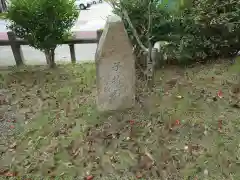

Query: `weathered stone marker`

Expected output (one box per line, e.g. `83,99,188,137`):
95,14,135,111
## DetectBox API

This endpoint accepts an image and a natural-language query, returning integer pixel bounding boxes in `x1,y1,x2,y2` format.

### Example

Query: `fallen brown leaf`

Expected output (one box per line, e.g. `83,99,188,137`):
136,171,143,179
9,142,17,149
4,172,16,177
85,175,94,180
139,151,154,170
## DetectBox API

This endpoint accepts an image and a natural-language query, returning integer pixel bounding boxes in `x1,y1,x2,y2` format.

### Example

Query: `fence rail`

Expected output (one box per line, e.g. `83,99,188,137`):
0,30,103,66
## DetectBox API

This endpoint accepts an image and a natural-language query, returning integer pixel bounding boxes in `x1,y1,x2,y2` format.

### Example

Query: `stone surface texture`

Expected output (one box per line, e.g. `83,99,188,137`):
95,14,135,111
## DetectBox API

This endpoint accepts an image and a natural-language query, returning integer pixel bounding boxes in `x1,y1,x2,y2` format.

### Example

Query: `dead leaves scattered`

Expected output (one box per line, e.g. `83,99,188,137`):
0,63,240,178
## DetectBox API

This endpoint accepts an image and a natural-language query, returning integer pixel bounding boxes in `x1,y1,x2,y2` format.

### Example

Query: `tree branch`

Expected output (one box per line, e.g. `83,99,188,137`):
147,1,152,35
107,0,148,52
121,7,149,52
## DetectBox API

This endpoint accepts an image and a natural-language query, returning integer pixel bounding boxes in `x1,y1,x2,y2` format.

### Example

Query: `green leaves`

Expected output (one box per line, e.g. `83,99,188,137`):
7,0,79,51
162,0,240,64
113,0,240,65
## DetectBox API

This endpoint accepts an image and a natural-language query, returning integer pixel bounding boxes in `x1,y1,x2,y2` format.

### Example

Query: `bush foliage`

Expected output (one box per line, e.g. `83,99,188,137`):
7,0,79,67
113,0,240,64
174,0,240,63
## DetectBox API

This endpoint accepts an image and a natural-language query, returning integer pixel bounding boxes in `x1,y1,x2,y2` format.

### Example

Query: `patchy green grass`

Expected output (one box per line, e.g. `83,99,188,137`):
0,13,7,19
1,60,240,179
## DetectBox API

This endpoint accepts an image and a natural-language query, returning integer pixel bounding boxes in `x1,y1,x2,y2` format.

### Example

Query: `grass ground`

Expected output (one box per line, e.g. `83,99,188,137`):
0,60,240,179
0,13,7,19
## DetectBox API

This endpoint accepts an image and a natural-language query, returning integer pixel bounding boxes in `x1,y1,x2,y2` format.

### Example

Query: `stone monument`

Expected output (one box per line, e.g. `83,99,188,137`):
95,14,135,111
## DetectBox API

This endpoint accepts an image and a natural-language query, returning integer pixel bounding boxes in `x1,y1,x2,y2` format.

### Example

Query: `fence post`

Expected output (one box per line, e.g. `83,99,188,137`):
96,29,103,43
69,44,76,63
95,29,103,61
151,48,158,69
7,31,24,66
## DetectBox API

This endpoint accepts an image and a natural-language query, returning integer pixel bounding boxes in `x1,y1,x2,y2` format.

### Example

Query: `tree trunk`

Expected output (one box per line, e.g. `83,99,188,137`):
45,49,56,68
146,1,154,87
44,50,50,65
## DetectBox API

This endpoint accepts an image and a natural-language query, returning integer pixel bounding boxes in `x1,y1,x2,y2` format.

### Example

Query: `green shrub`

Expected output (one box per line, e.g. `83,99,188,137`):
112,0,240,65
111,0,180,68
7,0,79,68
113,0,175,44
170,0,240,63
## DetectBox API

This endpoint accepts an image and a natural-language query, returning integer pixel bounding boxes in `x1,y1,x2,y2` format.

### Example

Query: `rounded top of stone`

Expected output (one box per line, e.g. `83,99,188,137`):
107,14,122,23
